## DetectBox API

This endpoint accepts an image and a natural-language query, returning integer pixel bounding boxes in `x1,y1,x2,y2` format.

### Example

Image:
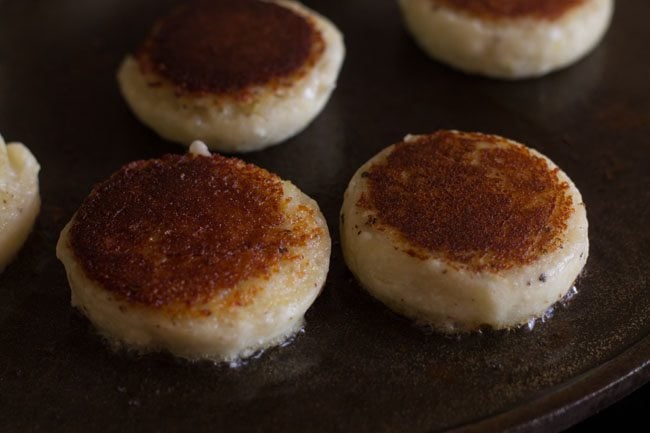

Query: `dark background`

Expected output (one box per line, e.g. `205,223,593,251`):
0,1,648,432
568,384,647,432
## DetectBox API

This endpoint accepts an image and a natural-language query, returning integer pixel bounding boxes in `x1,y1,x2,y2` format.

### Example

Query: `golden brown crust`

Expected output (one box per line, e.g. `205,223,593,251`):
360,131,574,272
68,153,307,309
431,0,587,20
136,0,325,99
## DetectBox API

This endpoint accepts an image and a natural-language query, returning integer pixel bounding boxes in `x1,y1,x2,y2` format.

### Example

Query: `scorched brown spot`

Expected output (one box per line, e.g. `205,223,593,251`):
69,153,307,309
136,0,324,98
360,131,574,272
432,0,587,21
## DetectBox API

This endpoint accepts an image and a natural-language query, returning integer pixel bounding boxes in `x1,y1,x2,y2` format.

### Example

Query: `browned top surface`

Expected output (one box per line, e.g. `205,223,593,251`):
361,131,574,272
432,0,587,20
137,0,324,96
68,153,303,309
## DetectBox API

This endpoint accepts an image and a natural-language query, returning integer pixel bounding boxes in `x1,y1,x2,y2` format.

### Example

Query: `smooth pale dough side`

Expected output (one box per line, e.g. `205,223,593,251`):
56,179,331,361
398,0,613,79
117,0,345,152
0,135,41,272
340,135,589,332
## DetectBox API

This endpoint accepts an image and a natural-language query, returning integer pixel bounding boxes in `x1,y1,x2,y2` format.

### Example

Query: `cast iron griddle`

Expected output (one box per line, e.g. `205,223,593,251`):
0,1,648,432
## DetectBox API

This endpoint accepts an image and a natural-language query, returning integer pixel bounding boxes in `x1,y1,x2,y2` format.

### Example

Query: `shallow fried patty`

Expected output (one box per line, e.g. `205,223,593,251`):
398,0,613,79
340,131,589,332
118,0,345,152
0,135,40,272
57,142,331,361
